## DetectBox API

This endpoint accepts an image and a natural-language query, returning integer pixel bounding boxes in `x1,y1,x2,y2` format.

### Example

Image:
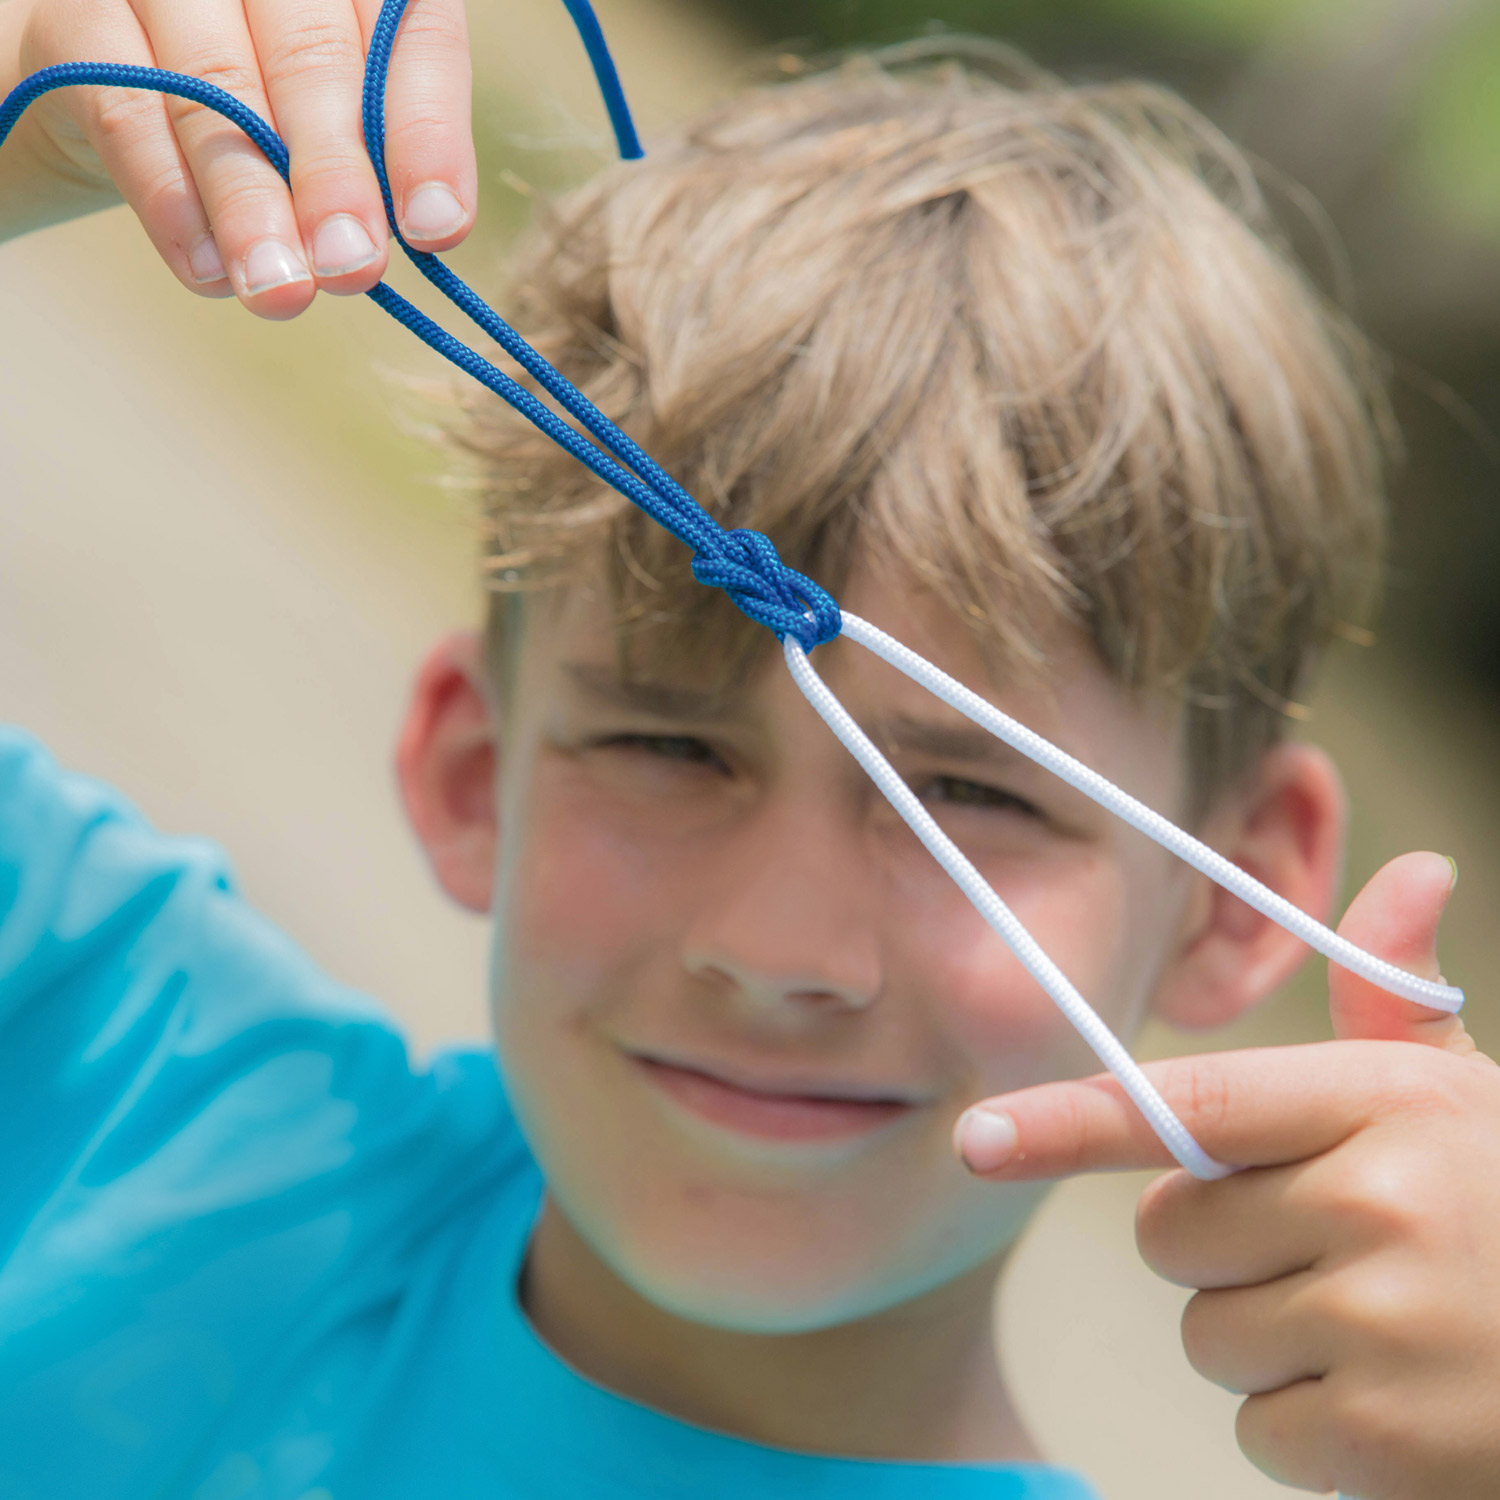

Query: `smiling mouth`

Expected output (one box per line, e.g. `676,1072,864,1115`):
630,1054,920,1141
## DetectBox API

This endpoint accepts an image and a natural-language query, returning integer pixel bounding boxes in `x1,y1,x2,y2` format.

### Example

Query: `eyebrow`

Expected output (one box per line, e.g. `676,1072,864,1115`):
564,668,1031,767
867,713,1028,768
563,663,736,721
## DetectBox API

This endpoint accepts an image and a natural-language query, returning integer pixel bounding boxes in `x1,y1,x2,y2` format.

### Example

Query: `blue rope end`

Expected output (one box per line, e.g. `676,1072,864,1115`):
558,0,644,162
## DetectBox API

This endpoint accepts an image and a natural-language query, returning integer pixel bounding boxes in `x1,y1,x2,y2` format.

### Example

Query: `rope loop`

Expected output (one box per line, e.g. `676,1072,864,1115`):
690,531,841,648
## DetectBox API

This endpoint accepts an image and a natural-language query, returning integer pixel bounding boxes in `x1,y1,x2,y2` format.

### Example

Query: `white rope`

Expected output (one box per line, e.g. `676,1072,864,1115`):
783,616,1465,1182
841,614,1463,1013
783,634,1232,1181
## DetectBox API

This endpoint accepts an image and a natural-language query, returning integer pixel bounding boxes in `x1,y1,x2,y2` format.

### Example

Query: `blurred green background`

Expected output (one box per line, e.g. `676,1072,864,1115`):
1,1,1495,1496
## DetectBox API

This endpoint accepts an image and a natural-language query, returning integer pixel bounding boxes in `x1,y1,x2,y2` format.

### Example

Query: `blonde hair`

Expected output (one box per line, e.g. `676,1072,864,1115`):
456,46,1391,806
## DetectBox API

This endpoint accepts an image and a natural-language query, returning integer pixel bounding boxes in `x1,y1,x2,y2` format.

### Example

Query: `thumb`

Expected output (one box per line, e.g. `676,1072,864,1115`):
1330,850,1471,1051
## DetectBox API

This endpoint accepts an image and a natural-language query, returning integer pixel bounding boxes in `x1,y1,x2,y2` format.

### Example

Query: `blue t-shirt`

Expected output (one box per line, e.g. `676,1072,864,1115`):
0,728,1099,1500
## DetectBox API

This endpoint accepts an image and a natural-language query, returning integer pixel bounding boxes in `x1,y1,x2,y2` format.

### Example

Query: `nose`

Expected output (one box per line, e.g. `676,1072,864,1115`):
679,790,883,1018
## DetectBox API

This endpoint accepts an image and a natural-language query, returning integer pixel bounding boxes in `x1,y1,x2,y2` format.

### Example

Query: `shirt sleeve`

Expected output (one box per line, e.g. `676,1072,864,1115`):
0,727,513,1498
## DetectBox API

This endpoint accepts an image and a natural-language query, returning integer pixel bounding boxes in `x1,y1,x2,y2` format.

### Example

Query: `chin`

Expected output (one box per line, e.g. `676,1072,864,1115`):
576,1188,1029,1336
619,1255,927,1335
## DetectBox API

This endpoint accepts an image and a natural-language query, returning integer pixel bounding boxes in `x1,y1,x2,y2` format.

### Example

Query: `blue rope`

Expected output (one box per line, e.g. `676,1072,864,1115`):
0,0,840,650
0,64,289,175
558,0,644,161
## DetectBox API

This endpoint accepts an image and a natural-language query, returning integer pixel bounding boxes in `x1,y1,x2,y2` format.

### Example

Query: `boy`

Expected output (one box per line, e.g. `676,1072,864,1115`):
3,5,1499,1499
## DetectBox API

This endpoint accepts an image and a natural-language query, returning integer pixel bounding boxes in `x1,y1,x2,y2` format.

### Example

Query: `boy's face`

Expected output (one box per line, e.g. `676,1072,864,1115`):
486,567,1200,1333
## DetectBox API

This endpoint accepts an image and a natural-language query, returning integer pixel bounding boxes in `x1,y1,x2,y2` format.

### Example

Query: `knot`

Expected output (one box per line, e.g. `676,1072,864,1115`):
690,528,841,650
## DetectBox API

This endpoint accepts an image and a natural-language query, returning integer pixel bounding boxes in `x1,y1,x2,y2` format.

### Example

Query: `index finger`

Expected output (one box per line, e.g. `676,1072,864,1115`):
954,1040,1422,1180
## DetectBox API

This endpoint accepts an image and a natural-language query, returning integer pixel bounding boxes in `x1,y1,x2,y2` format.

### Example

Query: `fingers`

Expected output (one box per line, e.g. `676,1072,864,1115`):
370,0,476,248
1235,1370,1444,1499
1234,1380,1343,1495
22,0,233,293
1331,851,1472,1053
129,0,313,317
27,0,476,315
1136,1132,1470,1302
1180,1272,1327,1396
952,1040,1457,1180
1135,1162,1324,1289
1237,1302,1500,1500
243,0,386,292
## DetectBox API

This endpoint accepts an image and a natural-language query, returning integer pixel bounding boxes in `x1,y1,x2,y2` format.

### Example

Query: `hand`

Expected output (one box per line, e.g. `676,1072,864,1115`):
955,852,1500,1500
0,0,475,316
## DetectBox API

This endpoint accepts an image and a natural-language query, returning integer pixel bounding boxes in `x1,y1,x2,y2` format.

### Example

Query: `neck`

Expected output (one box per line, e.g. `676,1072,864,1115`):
520,1197,1040,1465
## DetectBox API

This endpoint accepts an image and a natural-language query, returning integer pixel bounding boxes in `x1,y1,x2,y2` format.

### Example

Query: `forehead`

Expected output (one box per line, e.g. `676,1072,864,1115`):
513,551,1051,690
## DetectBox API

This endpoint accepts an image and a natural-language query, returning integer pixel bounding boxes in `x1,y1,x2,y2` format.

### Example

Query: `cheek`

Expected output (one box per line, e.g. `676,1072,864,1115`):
896,849,1136,1091
498,766,682,1005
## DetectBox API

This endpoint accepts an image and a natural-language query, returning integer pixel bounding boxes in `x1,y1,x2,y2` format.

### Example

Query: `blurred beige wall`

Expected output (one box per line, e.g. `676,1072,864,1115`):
3,4,1496,1497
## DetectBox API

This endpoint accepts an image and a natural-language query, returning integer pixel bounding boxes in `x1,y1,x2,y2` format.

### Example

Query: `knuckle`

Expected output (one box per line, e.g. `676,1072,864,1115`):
1329,1385,1385,1450
290,153,376,201
1183,1063,1236,1142
1380,1052,1460,1117
257,19,363,88
1050,1089,1101,1176
91,85,164,145
1134,1170,1200,1277
1319,1147,1431,1242
1178,1292,1224,1380
1235,1395,1335,1494
161,79,265,141
170,55,264,112
1314,1264,1438,1355
384,110,466,166
133,159,194,223
1321,1382,1421,1488
205,171,290,228
387,6,468,59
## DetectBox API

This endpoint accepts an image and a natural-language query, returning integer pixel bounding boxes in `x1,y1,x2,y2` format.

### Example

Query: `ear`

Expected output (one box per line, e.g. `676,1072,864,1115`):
395,631,498,914
1152,742,1346,1030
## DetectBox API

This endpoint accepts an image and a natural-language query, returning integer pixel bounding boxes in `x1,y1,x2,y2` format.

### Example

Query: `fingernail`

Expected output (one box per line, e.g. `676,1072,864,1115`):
955,1108,1018,1174
240,237,313,297
1445,856,1458,892
188,233,227,285
401,181,465,241
311,214,378,278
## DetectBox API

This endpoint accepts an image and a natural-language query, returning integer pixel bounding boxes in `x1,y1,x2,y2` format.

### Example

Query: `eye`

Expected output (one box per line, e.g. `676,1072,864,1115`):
596,732,728,771
922,774,1039,817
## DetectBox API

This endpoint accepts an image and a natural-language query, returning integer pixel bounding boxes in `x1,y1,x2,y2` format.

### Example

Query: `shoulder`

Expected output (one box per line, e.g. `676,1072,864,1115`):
0,727,531,1397
0,725,237,997
0,728,535,1492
